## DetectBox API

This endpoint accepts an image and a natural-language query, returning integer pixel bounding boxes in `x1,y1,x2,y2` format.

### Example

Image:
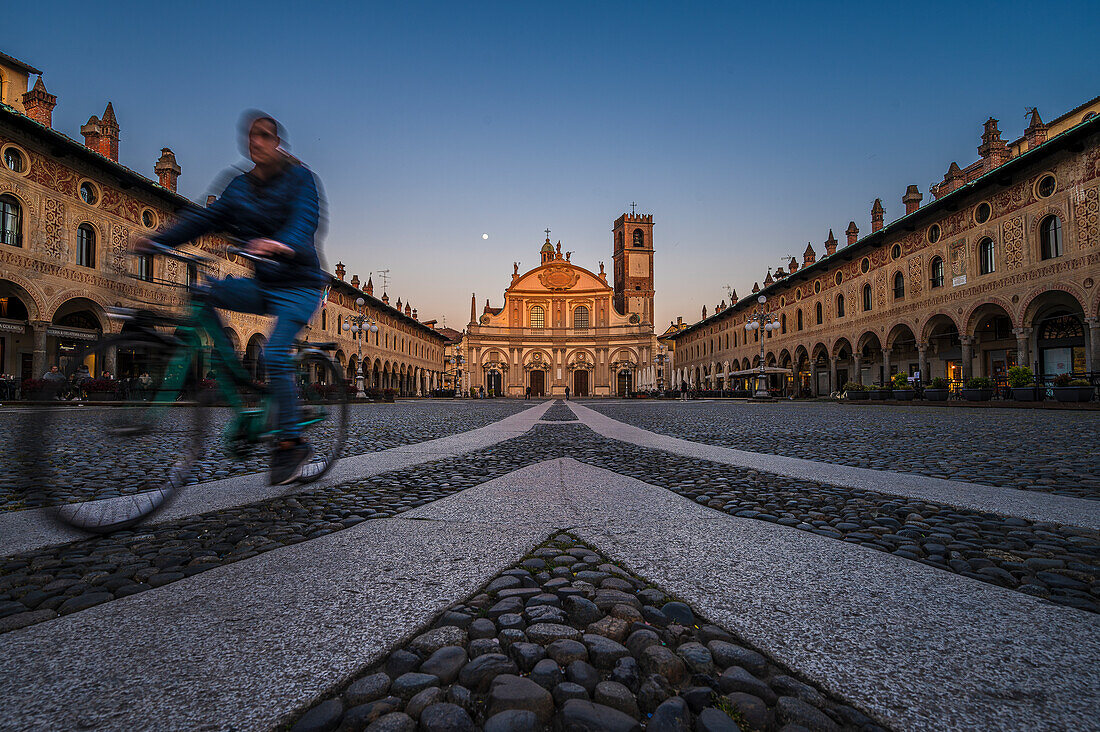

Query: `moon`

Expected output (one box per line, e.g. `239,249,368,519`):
482,233,489,240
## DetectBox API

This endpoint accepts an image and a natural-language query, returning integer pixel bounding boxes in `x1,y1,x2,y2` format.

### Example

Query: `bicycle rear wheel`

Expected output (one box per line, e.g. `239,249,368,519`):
294,352,349,483
24,334,205,533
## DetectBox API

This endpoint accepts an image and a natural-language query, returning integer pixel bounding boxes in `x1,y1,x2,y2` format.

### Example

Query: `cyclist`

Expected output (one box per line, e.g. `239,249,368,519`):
135,112,325,485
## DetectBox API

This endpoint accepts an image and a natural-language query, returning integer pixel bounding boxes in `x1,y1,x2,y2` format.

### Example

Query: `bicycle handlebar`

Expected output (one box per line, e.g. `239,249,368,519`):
226,245,272,264
142,241,214,265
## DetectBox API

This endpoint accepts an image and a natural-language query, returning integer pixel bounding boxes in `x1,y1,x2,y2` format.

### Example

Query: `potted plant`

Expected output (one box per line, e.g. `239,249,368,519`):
1052,373,1093,402
924,377,950,401
962,376,994,401
892,371,916,400
1007,366,1039,401
843,381,868,400
869,384,889,400
20,377,48,400
382,388,397,403
84,378,119,401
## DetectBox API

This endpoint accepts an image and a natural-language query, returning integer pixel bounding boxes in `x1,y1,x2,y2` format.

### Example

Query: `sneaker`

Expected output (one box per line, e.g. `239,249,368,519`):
270,440,313,486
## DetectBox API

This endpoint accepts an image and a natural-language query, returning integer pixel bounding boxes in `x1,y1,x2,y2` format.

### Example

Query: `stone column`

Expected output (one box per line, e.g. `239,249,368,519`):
104,343,118,377
32,321,49,378
960,336,974,381
829,357,838,393
881,348,891,385
1086,319,1100,373
1013,327,1032,372
917,345,928,385
853,354,862,385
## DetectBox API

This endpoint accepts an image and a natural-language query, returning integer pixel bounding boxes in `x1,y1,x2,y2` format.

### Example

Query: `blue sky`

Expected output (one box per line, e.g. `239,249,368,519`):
9,1,1098,329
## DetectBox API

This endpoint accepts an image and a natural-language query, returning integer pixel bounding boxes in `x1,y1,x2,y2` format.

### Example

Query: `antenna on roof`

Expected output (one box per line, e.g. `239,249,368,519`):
377,269,391,294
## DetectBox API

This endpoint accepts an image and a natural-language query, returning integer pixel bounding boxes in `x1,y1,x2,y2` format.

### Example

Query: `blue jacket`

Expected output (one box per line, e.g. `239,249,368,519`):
156,162,325,288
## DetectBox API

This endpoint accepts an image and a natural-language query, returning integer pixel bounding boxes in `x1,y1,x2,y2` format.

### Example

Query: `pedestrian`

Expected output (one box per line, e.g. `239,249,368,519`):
564,385,570,400
680,379,688,401
525,385,531,400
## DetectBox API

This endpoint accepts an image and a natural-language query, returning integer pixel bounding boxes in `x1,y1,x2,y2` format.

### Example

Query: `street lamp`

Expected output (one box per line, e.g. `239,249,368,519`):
444,354,464,398
744,294,779,399
343,297,379,399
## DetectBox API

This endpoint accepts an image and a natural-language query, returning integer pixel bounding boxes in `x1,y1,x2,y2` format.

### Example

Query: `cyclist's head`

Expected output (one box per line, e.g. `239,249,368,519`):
239,110,283,167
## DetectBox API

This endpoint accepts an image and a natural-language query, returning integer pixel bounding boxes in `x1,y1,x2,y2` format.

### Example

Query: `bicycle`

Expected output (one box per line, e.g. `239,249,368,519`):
25,242,348,534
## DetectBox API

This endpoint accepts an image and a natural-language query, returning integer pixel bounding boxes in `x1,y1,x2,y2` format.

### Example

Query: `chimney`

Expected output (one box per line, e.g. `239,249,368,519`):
154,148,181,192
365,275,373,295
934,162,964,199
1024,108,1048,149
483,298,490,314
351,274,360,289
729,289,737,301
978,117,1008,171
752,282,760,293
206,195,217,207
382,291,389,305
846,221,859,246
702,305,707,319
824,230,837,256
788,256,799,273
803,242,816,265
470,293,477,324
412,308,418,320
871,199,884,233
764,269,774,286
334,262,346,281
22,76,56,128
99,102,120,161
677,316,683,325
396,298,403,312
81,115,104,155
903,185,922,215
404,302,411,318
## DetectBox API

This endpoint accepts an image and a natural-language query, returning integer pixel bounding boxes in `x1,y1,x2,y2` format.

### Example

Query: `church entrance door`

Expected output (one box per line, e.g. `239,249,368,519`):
616,370,632,396
573,370,589,397
486,370,502,397
530,369,545,397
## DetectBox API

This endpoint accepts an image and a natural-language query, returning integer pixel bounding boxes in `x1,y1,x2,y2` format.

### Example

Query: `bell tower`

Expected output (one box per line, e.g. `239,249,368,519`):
612,211,654,324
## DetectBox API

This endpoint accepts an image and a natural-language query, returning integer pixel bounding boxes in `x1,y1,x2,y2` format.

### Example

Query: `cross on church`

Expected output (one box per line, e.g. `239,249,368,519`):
630,202,637,215
545,228,551,238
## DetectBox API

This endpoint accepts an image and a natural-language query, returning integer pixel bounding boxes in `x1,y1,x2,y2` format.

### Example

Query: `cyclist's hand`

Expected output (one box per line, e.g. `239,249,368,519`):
132,236,156,253
247,238,294,258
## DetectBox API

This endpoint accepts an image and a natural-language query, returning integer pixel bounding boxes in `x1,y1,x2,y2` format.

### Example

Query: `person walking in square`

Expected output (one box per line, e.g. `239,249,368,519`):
525,385,531,400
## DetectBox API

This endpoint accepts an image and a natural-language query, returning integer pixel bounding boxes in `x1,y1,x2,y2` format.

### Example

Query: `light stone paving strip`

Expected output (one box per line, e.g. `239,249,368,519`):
0,401,551,557
410,457,1100,732
0,514,556,732
568,401,1100,532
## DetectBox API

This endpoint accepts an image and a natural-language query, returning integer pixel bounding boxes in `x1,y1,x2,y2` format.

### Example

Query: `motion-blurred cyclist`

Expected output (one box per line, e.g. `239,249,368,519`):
135,112,325,485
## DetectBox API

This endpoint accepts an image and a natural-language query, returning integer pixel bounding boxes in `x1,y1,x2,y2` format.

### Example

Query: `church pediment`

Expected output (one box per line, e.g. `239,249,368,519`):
511,263,610,295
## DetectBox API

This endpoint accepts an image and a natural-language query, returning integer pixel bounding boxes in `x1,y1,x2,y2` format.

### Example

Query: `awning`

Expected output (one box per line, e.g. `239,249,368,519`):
728,366,792,377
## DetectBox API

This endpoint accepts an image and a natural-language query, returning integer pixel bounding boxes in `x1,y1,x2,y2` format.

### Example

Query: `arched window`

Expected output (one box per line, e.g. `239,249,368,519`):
573,305,589,329
836,294,845,317
632,229,644,247
815,302,823,324
0,194,21,247
1040,215,1063,259
930,257,945,288
862,284,873,312
978,237,995,274
796,309,803,331
77,224,96,268
893,271,905,300
530,305,545,329
321,310,327,331
780,314,787,334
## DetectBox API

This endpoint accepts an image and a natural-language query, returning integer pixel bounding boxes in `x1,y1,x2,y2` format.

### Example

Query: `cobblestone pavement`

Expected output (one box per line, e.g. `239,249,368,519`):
584,400,1100,499
0,400,529,511
3,421,1096,636
291,533,886,732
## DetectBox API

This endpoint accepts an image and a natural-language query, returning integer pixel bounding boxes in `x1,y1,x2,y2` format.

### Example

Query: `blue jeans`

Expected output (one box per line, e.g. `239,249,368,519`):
203,277,321,439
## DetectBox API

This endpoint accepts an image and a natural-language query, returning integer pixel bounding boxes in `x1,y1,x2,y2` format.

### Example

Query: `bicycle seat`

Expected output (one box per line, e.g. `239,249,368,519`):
298,340,338,351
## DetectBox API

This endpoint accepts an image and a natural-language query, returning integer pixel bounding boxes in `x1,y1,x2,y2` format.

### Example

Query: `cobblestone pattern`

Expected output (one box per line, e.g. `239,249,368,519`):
2,424,1096,635
584,401,1100,500
541,401,580,421
0,401,529,511
290,533,887,732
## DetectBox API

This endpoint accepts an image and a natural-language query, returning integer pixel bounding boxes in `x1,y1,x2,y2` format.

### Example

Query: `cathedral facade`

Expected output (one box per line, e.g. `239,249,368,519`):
463,214,658,397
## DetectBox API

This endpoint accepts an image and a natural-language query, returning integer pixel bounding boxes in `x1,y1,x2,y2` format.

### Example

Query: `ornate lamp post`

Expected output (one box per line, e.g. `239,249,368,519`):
445,354,463,398
342,297,378,399
744,294,780,399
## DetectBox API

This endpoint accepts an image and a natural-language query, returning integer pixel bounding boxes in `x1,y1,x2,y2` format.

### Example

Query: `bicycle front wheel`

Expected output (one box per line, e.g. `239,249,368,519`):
25,334,205,533
294,352,349,483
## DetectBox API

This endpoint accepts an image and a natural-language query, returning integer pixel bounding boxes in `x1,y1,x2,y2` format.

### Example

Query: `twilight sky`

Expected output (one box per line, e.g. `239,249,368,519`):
8,1,1097,330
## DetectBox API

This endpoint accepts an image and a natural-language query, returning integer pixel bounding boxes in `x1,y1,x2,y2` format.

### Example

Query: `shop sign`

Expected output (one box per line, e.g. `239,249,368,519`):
46,327,99,341
952,275,967,287
0,319,26,334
